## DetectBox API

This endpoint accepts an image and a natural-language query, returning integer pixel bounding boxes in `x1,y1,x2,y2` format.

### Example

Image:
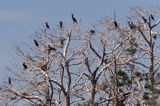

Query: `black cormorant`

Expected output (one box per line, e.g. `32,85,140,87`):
41,64,47,71
71,14,78,24
47,44,56,54
127,21,136,29
153,35,157,40
60,38,65,45
45,22,50,30
150,14,154,21
142,16,147,23
59,21,63,29
8,77,11,85
90,29,95,34
113,20,118,28
34,39,39,47
23,62,28,70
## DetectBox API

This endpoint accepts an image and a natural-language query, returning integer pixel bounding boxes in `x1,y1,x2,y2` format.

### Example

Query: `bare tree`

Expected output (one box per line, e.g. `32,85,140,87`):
0,7,160,106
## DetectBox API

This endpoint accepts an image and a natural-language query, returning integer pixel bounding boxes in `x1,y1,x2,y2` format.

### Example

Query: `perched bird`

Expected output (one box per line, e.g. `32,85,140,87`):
127,21,132,29
71,14,78,24
150,14,154,21
113,8,118,28
59,21,63,29
47,44,56,54
153,35,157,40
60,38,65,45
90,29,95,34
113,20,118,28
48,44,56,50
8,77,12,86
127,21,136,29
45,22,50,30
103,58,108,64
34,39,39,47
41,64,47,71
36,61,48,72
23,62,28,70
142,16,147,23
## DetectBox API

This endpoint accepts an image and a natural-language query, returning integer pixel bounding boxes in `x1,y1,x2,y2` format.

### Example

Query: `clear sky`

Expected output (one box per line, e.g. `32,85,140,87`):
0,0,160,83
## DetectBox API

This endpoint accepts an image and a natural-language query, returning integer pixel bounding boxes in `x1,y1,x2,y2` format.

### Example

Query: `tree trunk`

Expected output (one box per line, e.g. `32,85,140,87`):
90,79,97,103
64,95,70,106
45,70,51,106
150,44,155,91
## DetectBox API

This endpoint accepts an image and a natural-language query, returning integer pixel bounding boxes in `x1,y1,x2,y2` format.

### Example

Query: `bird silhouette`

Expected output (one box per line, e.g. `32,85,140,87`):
47,44,56,54
59,21,63,29
90,29,95,34
45,22,50,30
127,21,136,29
114,20,118,28
142,16,147,23
23,62,28,70
113,8,118,29
71,14,78,24
153,35,157,40
60,38,65,45
8,77,12,86
41,64,47,71
150,14,154,21
34,39,39,47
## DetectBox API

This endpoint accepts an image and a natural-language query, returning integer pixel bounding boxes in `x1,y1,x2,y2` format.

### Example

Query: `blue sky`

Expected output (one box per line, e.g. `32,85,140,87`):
0,0,160,82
